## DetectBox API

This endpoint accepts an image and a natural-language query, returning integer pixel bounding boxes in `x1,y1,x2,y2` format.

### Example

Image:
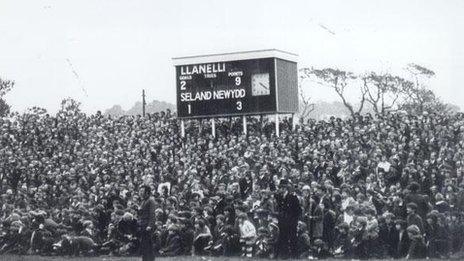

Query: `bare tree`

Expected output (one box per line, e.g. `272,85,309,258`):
406,63,435,88
361,72,413,115
401,64,439,113
298,73,315,122
299,89,315,122
301,67,366,118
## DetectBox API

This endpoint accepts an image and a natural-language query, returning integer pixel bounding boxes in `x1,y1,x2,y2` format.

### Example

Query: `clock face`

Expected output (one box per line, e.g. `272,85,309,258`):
251,73,270,96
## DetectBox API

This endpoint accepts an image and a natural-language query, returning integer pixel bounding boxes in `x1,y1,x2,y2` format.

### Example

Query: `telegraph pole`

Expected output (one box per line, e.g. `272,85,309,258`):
142,89,146,117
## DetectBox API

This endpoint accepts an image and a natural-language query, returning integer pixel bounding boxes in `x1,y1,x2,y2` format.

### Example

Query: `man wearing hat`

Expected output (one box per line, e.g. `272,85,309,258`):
406,202,424,233
394,219,410,258
379,212,397,257
138,185,156,261
274,178,301,258
404,182,430,219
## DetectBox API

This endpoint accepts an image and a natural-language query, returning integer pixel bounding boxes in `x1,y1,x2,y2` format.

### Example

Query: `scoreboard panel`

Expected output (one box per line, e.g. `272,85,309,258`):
173,50,298,119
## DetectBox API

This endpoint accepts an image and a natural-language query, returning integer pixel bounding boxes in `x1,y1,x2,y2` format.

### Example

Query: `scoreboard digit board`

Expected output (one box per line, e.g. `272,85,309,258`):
173,49,298,118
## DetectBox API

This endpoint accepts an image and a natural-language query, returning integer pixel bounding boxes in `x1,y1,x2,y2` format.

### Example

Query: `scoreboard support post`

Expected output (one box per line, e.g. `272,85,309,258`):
242,116,247,135
180,120,185,138
275,114,280,137
292,114,296,131
211,118,216,137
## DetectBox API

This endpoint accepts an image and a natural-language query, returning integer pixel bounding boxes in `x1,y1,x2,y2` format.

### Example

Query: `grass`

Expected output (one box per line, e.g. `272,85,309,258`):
0,256,271,261
0,255,454,261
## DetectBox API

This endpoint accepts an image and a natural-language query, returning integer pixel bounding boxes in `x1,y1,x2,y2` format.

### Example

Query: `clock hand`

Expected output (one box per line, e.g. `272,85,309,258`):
259,82,269,90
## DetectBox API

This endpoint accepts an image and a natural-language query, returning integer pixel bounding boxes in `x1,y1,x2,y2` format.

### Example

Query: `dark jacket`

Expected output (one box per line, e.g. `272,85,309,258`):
407,235,426,259
160,232,182,256
405,193,429,218
138,197,156,229
275,192,301,222
407,213,424,233
118,218,138,239
333,232,351,258
296,232,311,258
396,229,410,258
425,223,440,258
322,210,336,248
380,223,397,257
311,205,324,238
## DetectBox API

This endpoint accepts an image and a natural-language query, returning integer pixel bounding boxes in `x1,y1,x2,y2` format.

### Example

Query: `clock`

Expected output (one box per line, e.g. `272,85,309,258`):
251,73,270,96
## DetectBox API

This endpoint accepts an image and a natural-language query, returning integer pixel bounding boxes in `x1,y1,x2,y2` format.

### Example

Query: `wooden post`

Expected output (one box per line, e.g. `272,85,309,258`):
142,89,146,117
292,114,296,131
211,118,216,137
275,114,279,137
180,119,185,138
242,116,247,135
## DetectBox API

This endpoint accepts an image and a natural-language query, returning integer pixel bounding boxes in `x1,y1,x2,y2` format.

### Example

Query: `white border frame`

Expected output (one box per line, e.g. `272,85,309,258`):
172,49,298,65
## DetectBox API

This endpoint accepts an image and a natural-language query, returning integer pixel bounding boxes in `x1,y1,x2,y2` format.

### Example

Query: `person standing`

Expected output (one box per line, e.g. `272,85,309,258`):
406,225,426,259
274,179,301,259
406,203,424,233
138,185,156,261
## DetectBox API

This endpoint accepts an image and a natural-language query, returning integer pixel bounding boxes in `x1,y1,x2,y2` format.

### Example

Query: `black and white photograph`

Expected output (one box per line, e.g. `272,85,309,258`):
1,1,464,261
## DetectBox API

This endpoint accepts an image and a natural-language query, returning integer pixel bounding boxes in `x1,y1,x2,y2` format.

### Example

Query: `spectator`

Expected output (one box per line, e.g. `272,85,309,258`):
395,219,410,258
237,212,256,257
274,179,301,258
406,203,424,233
138,185,156,261
406,225,427,259
0,108,463,259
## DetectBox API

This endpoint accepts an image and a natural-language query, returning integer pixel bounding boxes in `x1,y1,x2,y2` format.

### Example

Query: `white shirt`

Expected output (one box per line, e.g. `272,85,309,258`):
239,220,256,239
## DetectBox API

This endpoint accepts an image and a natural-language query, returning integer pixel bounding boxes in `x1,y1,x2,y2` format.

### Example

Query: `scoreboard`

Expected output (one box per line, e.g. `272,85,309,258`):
173,49,298,118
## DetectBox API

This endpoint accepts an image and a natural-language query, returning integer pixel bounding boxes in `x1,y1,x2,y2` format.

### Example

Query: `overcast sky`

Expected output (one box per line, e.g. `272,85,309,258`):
1,0,463,113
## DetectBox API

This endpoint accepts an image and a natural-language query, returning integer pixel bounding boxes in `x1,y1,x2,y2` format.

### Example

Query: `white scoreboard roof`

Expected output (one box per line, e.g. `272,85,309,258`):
172,49,298,66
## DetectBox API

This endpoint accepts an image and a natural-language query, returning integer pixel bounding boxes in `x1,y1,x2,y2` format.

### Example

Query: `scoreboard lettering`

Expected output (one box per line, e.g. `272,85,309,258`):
180,63,226,76
173,50,298,118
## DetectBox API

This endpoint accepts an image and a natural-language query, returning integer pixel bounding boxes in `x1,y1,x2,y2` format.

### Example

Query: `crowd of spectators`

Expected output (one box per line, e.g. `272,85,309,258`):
1,106,464,259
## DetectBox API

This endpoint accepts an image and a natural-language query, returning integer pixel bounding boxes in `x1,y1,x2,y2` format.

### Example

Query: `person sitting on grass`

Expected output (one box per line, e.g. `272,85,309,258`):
159,224,182,256
254,227,271,258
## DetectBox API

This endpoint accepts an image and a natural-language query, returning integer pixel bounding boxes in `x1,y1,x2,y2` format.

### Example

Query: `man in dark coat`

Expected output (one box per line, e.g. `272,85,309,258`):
406,203,424,233
333,222,352,258
406,225,426,259
394,219,410,258
274,179,301,259
138,185,156,261
379,212,397,258
404,182,430,219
